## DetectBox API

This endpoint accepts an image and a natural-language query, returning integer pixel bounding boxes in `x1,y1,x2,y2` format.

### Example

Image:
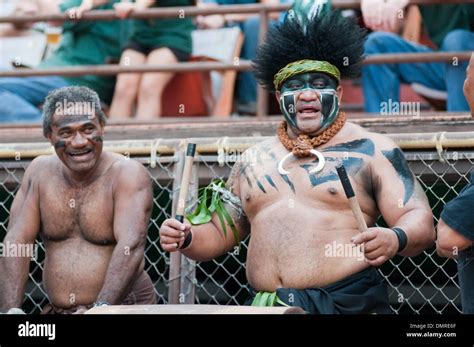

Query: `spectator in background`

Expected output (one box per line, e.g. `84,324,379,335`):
196,0,280,115
0,0,126,123
108,0,194,120
361,0,474,113
437,53,474,314
3,0,62,31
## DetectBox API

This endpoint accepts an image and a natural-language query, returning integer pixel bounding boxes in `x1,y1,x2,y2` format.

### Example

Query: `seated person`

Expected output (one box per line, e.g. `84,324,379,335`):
361,0,474,113
437,53,474,314
0,86,155,314
108,0,194,120
196,0,280,114
0,0,126,123
160,11,435,313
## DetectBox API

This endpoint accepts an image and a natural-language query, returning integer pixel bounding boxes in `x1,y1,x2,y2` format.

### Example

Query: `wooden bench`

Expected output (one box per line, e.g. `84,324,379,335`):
85,304,305,314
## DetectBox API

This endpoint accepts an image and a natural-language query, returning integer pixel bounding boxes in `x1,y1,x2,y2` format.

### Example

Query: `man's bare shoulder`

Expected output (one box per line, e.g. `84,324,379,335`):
344,122,397,151
106,153,150,189
26,155,60,177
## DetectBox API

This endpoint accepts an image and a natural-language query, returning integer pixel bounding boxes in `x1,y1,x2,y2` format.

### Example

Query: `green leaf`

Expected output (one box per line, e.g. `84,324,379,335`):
251,292,261,306
215,201,228,238
187,189,212,224
257,292,271,307
208,189,219,213
219,200,239,244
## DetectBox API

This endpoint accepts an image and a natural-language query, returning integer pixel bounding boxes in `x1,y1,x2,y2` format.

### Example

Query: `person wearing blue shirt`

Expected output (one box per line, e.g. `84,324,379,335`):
437,53,474,314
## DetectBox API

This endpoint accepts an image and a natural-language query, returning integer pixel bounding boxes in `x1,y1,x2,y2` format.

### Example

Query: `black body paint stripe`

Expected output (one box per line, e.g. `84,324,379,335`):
382,148,414,204
264,175,278,191
280,174,295,193
322,139,375,156
256,180,267,193
54,140,66,149
306,157,364,187
239,164,253,188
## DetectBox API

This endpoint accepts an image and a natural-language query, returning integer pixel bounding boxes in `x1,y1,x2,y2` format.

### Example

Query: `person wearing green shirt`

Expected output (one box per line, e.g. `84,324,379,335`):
108,0,194,120
0,0,126,123
361,1,474,113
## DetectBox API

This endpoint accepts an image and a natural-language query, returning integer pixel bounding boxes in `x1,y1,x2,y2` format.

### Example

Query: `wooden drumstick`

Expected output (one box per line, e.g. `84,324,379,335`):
175,143,196,224
336,164,368,233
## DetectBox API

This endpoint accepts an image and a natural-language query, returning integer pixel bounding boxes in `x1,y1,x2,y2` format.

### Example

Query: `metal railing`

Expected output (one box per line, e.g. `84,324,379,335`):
1,1,472,118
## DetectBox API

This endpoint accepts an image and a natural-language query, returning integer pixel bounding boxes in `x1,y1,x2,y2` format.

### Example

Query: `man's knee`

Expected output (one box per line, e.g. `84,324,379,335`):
364,31,404,54
441,29,474,51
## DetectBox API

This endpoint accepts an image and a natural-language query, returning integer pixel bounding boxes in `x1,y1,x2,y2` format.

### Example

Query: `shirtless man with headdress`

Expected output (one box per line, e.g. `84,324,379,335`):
159,11,435,313
0,86,156,314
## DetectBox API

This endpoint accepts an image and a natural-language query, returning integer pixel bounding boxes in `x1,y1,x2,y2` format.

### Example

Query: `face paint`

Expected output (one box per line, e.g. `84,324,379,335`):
92,135,103,143
279,88,339,133
54,140,66,149
279,72,339,133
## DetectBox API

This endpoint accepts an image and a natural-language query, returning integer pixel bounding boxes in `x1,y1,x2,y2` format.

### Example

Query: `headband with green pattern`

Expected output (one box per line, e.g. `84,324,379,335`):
273,59,341,91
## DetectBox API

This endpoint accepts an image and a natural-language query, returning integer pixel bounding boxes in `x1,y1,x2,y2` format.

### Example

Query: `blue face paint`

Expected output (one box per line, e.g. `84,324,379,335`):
279,72,339,133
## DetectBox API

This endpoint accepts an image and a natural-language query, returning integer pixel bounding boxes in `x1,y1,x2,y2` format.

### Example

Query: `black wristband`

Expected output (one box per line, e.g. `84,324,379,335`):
391,227,408,253
179,231,193,250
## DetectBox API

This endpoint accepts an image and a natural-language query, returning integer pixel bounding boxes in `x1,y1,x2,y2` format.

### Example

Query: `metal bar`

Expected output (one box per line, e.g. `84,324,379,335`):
0,4,290,24
1,52,470,78
1,131,474,159
1,0,471,24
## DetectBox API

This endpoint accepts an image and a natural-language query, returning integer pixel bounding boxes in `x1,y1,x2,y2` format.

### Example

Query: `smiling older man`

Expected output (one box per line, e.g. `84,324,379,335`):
0,86,156,314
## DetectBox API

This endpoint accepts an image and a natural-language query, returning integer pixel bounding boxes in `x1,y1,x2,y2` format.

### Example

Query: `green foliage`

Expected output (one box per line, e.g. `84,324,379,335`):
186,179,239,244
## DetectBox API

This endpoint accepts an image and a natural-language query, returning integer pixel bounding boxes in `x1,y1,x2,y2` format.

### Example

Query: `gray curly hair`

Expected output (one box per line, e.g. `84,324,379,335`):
42,86,107,138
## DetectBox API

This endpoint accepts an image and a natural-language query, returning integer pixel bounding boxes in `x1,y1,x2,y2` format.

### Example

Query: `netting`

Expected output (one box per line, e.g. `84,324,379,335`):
0,148,470,314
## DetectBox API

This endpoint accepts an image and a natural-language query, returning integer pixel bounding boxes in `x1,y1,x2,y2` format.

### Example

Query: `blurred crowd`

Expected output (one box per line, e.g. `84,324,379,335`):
0,0,472,123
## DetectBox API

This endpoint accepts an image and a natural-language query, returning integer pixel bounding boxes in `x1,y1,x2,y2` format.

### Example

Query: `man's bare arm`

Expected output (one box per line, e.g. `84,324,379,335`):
437,218,473,258
95,160,153,304
373,137,435,255
353,135,435,266
160,161,250,262
0,157,42,312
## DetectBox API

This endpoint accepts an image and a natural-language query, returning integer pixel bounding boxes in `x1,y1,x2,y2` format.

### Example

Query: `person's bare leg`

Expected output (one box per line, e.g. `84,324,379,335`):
109,49,147,119
135,47,178,120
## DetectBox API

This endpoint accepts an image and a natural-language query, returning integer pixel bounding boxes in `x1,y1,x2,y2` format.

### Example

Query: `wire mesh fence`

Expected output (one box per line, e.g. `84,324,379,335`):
0,147,471,314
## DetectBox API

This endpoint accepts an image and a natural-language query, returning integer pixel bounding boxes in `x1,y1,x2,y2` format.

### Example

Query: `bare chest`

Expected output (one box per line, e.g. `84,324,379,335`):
39,176,114,245
239,141,377,219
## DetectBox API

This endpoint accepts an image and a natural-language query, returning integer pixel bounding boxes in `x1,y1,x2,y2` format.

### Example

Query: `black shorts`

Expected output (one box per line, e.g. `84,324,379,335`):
124,41,190,62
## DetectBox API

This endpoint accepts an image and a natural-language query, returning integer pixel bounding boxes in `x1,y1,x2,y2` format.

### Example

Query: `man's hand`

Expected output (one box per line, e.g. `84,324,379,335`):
361,0,408,33
114,2,135,19
159,219,191,252
352,227,399,267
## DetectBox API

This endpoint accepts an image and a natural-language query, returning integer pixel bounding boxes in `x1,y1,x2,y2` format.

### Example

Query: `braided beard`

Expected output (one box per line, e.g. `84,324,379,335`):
277,112,346,158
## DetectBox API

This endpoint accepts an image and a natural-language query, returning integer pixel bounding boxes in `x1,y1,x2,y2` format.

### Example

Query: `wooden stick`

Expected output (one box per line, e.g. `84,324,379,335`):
175,143,196,224
336,164,368,233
